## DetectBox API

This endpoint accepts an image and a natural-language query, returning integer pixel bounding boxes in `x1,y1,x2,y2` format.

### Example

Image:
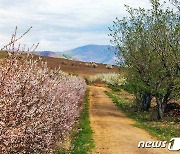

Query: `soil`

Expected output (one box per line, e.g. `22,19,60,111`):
89,85,177,154
0,52,120,76
36,54,120,76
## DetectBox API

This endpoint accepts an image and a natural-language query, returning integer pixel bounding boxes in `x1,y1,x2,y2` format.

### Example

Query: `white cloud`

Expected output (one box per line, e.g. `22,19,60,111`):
37,31,110,51
0,0,174,51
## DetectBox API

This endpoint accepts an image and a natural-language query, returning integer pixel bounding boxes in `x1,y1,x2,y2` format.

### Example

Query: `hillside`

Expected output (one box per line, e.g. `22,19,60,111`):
35,45,119,65
0,51,119,76
34,51,61,58
62,44,117,64
38,55,119,76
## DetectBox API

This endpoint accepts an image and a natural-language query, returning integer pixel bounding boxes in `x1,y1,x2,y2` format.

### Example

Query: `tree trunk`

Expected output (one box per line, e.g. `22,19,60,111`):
135,91,152,111
156,98,167,120
142,93,152,111
156,85,172,120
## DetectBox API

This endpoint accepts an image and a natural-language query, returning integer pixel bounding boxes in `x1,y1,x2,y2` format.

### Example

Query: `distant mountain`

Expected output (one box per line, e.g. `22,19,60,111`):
62,45,117,64
34,51,76,60
35,51,61,58
35,45,119,64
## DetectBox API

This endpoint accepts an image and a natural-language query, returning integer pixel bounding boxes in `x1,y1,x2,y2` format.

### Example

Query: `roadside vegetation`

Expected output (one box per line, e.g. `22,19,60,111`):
56,89,94,154
105,90,180,141
0,0,179,153
103,0,180,142
89,73,126,86
71,89,94,154
109,0,180,120
0,28,86,153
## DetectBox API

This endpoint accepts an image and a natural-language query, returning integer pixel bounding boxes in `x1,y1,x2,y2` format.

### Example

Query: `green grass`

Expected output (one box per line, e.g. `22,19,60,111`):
83,77,90,85
107,84,121,92
108,83,135,94
120,84,135,94
55,89,94,154
104,90,180,141
71,89,94,154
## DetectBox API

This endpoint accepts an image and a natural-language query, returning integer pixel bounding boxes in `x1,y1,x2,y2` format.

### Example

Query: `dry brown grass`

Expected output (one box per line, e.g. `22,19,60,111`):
0,51,120,77
39,56,119,77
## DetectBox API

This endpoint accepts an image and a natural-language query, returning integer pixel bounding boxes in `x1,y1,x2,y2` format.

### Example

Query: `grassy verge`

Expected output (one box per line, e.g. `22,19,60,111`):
71,89,94,154
104,90,180,141
55,89,94,154
107,84,121,92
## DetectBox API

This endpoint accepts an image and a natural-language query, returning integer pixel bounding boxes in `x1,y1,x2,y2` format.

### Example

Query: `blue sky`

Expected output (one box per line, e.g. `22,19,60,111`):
0,0,174,51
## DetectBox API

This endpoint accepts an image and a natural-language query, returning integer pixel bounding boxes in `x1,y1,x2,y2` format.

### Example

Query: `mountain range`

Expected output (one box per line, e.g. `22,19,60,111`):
35,45,118,64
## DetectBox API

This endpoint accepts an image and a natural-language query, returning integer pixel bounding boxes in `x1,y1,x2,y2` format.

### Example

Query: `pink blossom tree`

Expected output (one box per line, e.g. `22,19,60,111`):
0,27,86,153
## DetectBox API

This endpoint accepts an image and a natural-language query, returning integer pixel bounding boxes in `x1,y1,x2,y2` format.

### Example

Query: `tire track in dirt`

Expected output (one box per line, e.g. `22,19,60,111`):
89,85,174,154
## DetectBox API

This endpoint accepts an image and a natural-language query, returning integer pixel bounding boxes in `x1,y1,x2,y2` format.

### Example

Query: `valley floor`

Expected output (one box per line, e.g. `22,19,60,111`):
89,85,175,154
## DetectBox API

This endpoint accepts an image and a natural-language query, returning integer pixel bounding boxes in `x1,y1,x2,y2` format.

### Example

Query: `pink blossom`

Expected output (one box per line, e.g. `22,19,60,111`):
0,53,86,153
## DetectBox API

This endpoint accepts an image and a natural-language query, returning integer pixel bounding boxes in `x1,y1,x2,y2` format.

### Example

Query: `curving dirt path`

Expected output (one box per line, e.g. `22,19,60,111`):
89,85,174,154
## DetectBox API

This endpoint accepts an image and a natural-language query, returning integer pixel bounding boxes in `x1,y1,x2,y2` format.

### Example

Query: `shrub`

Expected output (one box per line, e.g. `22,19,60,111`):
84,76,90,85
91,63,97,68
0,27,86,153
85,63,89,67
0,53,86,153
106,64,113,69
89,73,126,86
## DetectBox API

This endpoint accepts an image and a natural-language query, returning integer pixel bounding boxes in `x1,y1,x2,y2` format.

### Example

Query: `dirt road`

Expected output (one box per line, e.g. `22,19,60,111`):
89,85,174,154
